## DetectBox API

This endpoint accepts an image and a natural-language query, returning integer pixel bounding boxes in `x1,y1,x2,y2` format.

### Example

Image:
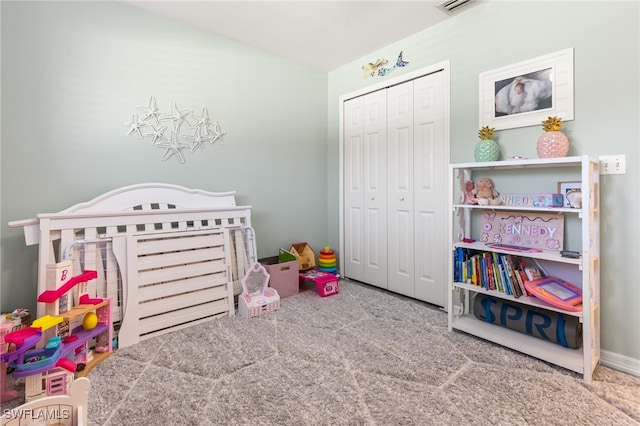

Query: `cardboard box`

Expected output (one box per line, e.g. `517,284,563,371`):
289,242,316,271
259,255,299,298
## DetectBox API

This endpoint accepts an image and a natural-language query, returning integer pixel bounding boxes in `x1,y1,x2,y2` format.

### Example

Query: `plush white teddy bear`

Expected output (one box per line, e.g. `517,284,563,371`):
471,177,502,206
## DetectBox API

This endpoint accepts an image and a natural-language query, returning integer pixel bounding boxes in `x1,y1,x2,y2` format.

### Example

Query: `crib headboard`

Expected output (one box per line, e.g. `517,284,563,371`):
9,183,254,348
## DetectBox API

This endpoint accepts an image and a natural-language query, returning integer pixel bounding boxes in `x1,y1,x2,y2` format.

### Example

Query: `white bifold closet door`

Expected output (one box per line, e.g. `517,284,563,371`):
387,71,446,306
343,89,388,288
343,70,446,307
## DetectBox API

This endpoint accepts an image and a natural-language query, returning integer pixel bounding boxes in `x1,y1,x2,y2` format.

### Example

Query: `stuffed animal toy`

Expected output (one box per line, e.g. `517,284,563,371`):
464,180,476,204
565,189,582,208
471,177,502,206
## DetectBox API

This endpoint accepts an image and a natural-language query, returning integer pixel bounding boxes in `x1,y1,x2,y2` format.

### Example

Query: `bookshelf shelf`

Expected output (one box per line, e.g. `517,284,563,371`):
452,241,584,265
451,315,585,374
452,282,584,319
451,155,584,170
447,155,600,381
452,204,581,214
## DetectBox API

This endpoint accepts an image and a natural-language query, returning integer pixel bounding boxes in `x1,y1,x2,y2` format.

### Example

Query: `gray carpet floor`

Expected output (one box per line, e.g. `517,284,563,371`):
4,280,639,425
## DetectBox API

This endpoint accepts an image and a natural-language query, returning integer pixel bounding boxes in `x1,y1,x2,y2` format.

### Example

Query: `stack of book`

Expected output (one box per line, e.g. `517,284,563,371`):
453,247,544,298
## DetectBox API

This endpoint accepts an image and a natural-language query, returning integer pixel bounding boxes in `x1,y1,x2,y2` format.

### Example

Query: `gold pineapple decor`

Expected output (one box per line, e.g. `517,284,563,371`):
474,126,500,162
478,126,495,140
537,116,569,158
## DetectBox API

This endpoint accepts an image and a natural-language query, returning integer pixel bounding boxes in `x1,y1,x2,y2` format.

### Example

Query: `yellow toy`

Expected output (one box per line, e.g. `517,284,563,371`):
82,312,98,330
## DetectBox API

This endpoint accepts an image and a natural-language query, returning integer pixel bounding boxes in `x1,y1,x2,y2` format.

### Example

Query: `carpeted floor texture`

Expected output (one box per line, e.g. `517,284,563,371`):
4,280,640,425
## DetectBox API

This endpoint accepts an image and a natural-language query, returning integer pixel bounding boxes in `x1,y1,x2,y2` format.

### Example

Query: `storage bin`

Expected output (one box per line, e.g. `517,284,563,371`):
259,256,299,298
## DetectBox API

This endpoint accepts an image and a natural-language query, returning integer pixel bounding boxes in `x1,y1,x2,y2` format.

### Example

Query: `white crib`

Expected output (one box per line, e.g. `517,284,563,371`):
9,183,255,348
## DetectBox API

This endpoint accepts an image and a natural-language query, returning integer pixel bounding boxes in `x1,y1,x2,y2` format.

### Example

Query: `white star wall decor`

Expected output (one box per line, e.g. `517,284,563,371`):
124,96,226,164
156,130,191,164
125,114,146,139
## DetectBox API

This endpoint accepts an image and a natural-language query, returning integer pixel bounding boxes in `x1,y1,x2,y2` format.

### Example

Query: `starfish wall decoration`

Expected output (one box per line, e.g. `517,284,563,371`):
124,96,226,164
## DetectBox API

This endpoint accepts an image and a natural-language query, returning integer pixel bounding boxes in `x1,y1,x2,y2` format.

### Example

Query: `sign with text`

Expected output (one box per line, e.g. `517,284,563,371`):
480,210,564,251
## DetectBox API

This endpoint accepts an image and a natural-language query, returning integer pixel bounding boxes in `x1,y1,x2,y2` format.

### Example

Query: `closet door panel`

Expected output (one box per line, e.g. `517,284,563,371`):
362,90,388,287
387,81,415,296
389,209,412,280
364,207,384,271
415,210,435,295
343,97,365,281
413,72,446,306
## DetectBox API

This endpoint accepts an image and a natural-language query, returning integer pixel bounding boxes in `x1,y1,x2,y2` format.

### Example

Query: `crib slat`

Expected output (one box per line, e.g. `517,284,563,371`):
137,260,226,286
138,298,230,335
138,273,228,302
137,247,226,270
136,232,224,256
138,286,230,318
104,242,121,323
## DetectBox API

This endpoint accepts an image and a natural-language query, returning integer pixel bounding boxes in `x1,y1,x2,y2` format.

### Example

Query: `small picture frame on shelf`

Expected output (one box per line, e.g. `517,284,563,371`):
557,181,582,208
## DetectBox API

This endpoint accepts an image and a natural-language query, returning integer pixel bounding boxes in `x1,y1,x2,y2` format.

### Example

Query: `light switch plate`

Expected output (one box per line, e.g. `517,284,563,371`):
599,154,626,174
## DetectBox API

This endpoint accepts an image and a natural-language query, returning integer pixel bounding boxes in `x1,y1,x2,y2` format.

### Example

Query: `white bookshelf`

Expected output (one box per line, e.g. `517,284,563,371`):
447,155,600,381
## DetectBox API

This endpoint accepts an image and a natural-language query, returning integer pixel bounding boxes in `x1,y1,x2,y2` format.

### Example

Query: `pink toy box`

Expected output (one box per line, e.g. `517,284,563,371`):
299,270,339,297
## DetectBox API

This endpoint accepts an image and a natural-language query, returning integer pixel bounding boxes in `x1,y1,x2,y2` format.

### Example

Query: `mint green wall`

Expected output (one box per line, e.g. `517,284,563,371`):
328,1,639,366
1,2,328,316
2,1,638,371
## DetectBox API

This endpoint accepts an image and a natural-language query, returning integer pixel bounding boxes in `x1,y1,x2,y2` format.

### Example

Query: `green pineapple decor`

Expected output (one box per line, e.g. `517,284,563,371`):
537,116,569,158
474,126,500,162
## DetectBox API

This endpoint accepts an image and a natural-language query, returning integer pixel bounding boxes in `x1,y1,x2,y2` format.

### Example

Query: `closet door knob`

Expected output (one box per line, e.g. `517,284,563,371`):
400,196,405,201
370,196,375,200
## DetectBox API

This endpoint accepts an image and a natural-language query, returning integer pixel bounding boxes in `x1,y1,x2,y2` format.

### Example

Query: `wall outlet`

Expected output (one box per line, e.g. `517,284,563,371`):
599,154,626,175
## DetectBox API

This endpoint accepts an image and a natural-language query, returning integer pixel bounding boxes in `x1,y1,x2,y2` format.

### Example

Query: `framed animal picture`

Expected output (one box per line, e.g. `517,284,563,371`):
479,48,574,130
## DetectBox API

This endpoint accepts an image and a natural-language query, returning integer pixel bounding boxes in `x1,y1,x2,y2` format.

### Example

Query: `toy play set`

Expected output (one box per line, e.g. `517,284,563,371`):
1,261,112,404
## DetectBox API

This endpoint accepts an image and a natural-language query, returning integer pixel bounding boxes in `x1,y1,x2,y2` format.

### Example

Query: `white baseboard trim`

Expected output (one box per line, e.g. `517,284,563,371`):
600,350,640,377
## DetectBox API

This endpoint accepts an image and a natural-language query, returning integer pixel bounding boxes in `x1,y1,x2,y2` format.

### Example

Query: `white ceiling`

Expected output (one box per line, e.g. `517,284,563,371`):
120,1,476,72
